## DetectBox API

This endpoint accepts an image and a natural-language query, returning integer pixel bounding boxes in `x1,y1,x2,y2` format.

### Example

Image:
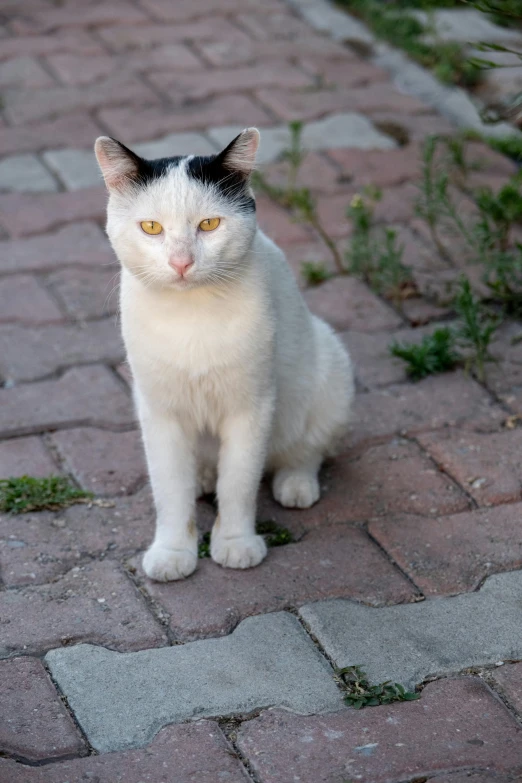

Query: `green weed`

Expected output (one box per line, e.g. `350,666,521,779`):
0,475,93,514
337,665,420,709
346,194,414,301
301,261,331,286
454,276,498,381
198,520,293,558
337,0,481,87
390,327,458,380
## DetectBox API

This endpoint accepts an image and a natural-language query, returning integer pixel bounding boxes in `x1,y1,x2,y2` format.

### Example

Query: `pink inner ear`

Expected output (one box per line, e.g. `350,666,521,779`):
224,129,260,174
95,137,138,191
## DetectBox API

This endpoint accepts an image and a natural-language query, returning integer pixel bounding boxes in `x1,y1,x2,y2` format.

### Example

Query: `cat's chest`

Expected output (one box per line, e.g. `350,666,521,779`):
121,282,270,383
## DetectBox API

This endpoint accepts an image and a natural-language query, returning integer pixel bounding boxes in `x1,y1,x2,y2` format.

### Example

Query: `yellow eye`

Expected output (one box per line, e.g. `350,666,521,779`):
198,218,220,232
140,220,163,235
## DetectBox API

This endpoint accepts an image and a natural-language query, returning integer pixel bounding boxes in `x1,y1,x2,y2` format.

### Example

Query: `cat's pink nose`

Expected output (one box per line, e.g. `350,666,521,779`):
169,255,194,277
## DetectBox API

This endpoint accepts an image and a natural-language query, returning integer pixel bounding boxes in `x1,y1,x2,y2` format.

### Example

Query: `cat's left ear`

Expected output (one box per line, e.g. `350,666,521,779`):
219,128,260,176
94,136,142,191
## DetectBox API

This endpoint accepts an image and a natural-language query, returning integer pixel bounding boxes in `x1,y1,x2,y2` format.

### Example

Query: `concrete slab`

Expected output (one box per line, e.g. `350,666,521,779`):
300,570,522,690
46,611,343,752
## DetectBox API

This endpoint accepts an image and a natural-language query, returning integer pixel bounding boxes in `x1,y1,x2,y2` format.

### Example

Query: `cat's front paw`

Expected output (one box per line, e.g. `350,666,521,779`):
211,534,267,570
142,544,197,581
273,470,320,508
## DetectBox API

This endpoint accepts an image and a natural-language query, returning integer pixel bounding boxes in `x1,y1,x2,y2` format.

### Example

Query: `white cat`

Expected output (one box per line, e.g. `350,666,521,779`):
95,128,354,582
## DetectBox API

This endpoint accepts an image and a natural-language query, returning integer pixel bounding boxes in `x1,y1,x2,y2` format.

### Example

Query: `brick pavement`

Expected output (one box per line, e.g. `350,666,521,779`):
1,0,522,780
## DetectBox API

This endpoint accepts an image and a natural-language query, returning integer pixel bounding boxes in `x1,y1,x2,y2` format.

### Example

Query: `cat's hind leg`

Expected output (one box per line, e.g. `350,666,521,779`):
272,455,322,509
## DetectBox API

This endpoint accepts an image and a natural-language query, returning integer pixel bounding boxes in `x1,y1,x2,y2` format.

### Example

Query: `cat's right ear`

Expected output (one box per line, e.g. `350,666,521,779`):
94,137,141,192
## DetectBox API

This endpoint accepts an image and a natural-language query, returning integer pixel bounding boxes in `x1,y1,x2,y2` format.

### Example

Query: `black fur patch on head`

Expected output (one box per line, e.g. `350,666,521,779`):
108,138,184,187
187,155,256,213
134,155,184,186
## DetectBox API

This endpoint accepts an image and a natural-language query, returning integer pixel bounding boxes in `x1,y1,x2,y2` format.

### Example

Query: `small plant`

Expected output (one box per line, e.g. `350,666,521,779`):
475,180,522,254
252,122,345,274
337,665,420,709
390,327,458,380
0,475,93,514
198,520,293,558
454,276,498,381
281,120,305,192
337,1,481,87
346,195,414,301
301,261,331,286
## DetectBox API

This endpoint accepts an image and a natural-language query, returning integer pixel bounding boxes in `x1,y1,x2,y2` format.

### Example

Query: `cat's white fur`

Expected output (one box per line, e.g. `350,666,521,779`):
95,129,354,581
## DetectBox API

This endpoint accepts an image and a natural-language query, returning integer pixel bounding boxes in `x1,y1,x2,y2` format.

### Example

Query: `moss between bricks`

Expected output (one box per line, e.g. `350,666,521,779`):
0,475,93,514
198,521,294,559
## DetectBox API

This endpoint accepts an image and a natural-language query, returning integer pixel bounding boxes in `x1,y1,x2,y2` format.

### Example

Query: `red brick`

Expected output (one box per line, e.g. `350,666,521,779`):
341,325,442,389
349,372,504,449
0,55,55,89
0,187,106,239
256,83,432,122
0,365,134,438
491,662,522,717
0,657,85,760
0,722,248,783
0,112,104,156
99,94,272,142
4,71,158,126
418,429,522,507
236,11,312,40
326,144,422,189
97,19,250,51
197,36,351,68
0,222,114,274
283,240,343,286
47,268,119,320
257,196,313,245
140,0,284,23
137,525,416,641
0,560,166,656
0,320,124,382
300,58,388,88
259,152,342,196
0,275,63,324
437,776,514,783
0,488,151,586
0,490,217,587
154,63,313,102
256,439,468,537
0,436,57,478
0,31,104,61
13,1,147,34
401,297,451,326
304,276,403,332
236,678,522,783
51,428,145,496
370,502,522,595
46,44,203,86
370,111,455,142
316,185,419,240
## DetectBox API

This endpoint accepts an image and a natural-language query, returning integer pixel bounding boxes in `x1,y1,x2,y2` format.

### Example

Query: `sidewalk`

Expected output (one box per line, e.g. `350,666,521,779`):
1,0,522,780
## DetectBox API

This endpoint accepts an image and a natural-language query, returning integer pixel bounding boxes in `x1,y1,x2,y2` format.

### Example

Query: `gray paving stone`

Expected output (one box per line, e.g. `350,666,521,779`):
293,0,521,142
0,155,58,192
210,113,395,164
286,0,374,44
42,149,101,191
372,45,518,139
414,9,522,44
45,612,342,752
300,570,522,690
43,134,217,192
134,132,217,159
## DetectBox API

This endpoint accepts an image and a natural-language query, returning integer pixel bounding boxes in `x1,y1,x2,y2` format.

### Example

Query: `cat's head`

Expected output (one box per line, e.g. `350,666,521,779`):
94,129,259,291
